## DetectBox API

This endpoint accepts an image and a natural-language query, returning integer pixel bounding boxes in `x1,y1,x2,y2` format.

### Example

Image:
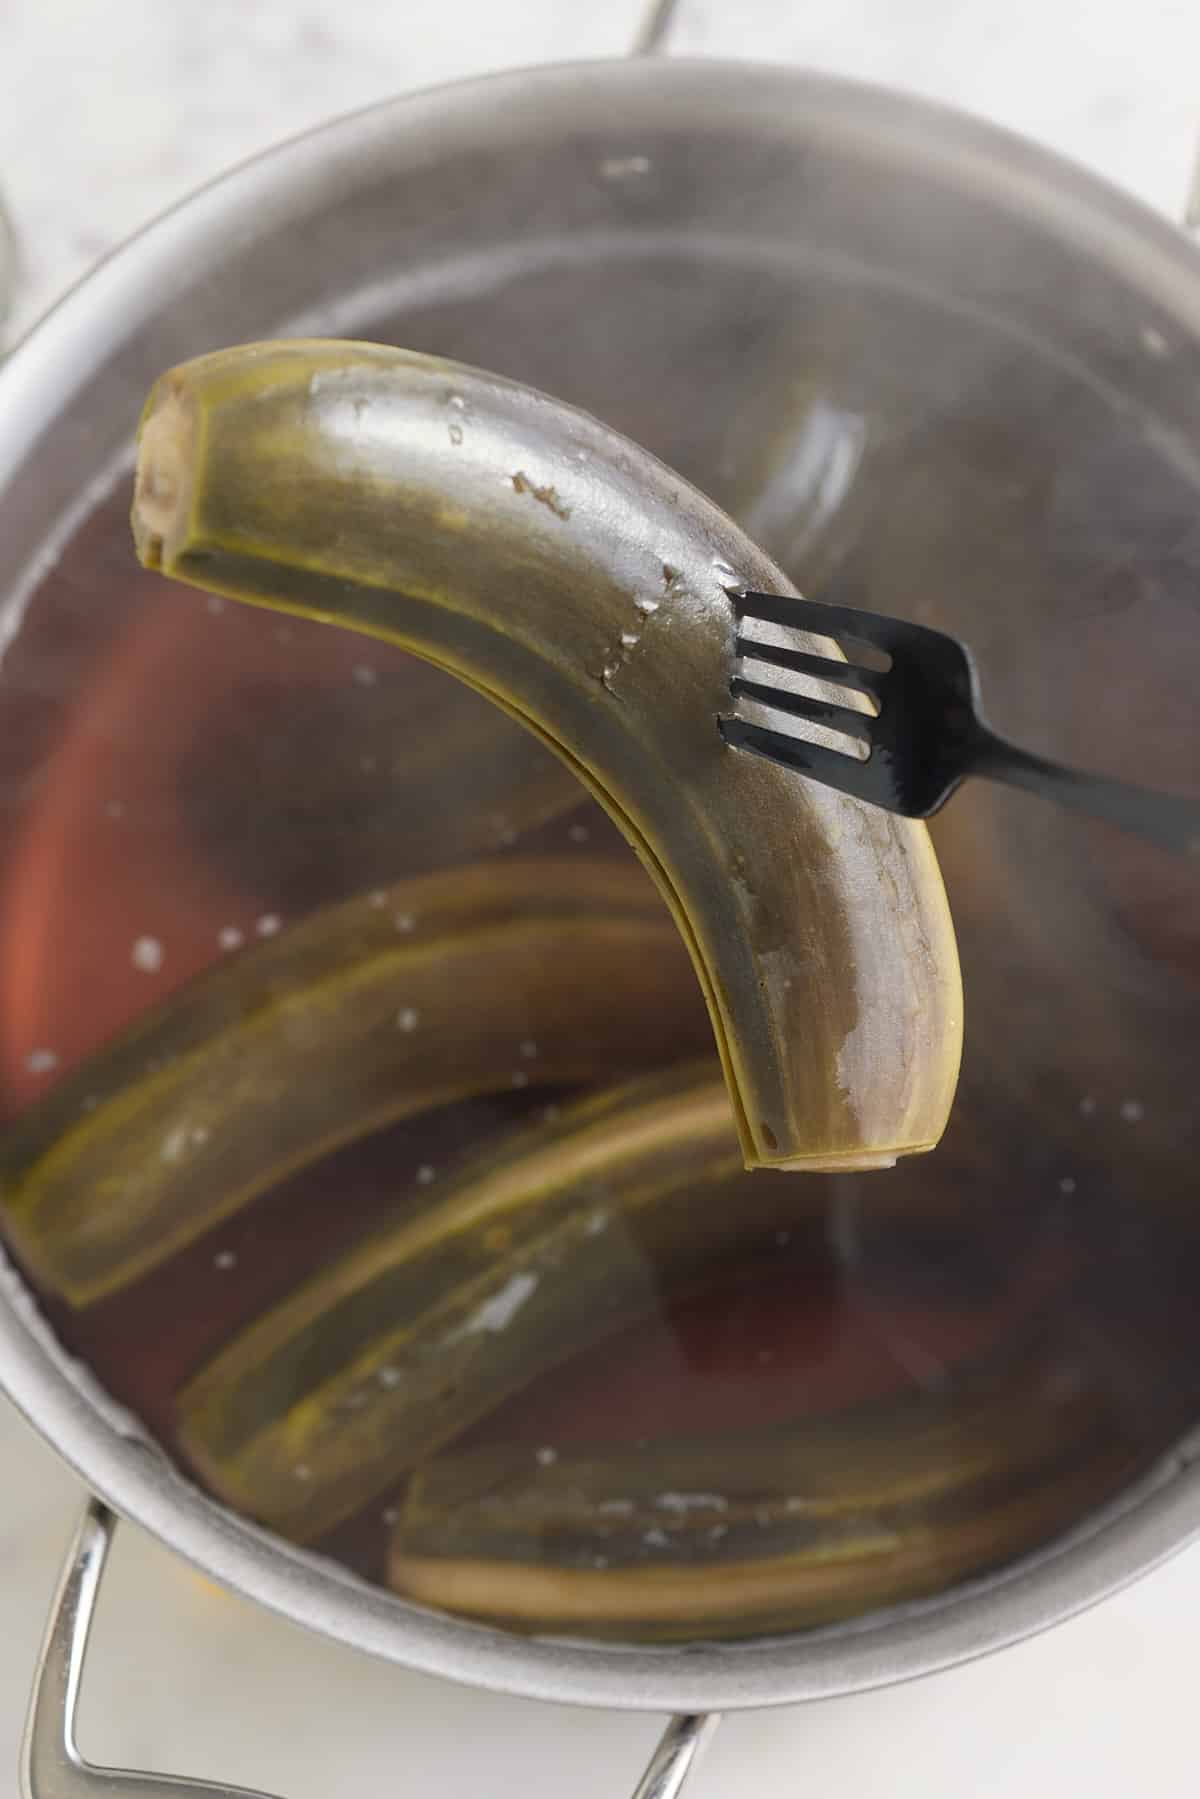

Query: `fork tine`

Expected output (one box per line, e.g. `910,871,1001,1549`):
718,716,885,805
730,676,875,746
731,588,910,655
734,635,884,701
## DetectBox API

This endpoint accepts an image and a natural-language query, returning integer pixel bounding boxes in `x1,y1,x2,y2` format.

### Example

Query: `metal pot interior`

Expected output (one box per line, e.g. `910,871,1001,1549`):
0,60,1197,1708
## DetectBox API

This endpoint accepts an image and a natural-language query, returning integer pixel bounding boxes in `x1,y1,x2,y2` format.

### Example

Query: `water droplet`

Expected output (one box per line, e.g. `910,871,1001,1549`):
393,911,416,932
293,1463,312,1482
397,1007,420,1032
1120,1098,1145,1123
378,1366,402,1390
1058,1176,1077,1195
353,663,377,687
643,1527,669,1549
448,394,466,412
105,799,125,820
511,1069,530,1089
218,925,244,952
368,890,387,908
536,1446,558,1466
382,1505,400,1527
25,1048,58,1075
1079,1094,1097,1118
416,1164,436,1186
1141,325,1169,358
520,1039,538,1059
635,594,660,617
206,594,226,615
568,823,590,844
543,1104,561,1123
448,423,464,446
214,1249,237,1271
131,935,164,973
256,914,282,939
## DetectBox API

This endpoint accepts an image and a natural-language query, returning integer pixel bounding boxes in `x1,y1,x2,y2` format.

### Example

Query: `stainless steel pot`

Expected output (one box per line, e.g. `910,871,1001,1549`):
2,55,1200,1799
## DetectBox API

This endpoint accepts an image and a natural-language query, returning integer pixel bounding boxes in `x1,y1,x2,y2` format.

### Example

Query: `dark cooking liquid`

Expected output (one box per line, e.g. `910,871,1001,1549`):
1,256,1199,1640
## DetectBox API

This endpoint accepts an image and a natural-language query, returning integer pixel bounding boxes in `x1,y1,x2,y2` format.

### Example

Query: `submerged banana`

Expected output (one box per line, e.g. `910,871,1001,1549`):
389,1343,1142,1641
177,1063,812,1541
132,340,962,1171
0,859,710,1304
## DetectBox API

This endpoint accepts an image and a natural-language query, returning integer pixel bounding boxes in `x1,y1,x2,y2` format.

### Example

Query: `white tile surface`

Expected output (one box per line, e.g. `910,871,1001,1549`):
2,4,1200,1795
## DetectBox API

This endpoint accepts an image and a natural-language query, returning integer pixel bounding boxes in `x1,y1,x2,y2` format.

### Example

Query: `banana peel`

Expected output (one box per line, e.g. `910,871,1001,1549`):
388,1342,1142,1640
131,340,962,1172
0,858,710,1304
176,1063,821,1541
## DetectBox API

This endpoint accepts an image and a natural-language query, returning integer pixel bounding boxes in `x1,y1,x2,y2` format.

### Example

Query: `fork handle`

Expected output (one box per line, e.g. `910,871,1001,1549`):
967,728,1200,858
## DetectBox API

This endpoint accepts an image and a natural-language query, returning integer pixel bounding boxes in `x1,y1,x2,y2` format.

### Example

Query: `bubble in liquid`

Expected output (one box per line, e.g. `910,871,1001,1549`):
25,1048,58,1075
397,1007,420,1033
131,936,164,974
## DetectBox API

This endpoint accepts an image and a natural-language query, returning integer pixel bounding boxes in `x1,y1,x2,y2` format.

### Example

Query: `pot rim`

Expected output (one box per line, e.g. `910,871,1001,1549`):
2,56,1200,1713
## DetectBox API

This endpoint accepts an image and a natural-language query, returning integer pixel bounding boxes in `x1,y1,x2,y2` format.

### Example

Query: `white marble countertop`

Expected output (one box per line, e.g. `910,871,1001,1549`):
2,3,1200,1795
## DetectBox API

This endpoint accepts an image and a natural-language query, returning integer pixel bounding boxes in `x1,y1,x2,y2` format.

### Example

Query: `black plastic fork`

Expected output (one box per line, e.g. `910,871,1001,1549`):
719,590,1200,857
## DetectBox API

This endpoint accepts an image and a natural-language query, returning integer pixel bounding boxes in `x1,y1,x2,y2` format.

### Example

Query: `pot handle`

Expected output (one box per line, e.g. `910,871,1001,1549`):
21,1500,721,1799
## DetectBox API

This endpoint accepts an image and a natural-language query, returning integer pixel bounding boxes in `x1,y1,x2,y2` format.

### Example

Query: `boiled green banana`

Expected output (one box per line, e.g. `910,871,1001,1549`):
177,1062,809,1541
131,341,962,1172
0,858,709,1303
389,1341,1141,1640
